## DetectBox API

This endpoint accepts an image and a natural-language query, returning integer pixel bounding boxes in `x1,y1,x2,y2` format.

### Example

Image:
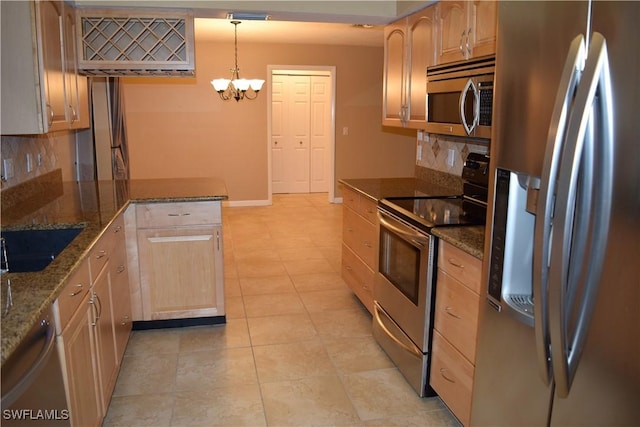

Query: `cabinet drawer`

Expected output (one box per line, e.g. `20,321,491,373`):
434,270,480,363
53,258,90,333
342,187,360,212
136,201,222,228
438,240,482,294
343,207,377,269
358,196,378,225
430,330,474,427
341,244,374,313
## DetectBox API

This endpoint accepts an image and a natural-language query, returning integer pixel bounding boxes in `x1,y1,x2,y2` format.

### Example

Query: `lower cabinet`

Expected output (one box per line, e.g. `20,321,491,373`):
54,213,130,427
132,201,225,321
430,240,482,427
340,187,378,313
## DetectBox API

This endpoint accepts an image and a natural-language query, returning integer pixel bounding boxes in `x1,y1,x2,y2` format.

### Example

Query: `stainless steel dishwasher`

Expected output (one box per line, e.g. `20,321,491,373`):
1,306,70,426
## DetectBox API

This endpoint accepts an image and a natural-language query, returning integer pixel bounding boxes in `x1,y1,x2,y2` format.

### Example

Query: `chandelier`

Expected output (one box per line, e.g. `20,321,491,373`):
211,21,264,102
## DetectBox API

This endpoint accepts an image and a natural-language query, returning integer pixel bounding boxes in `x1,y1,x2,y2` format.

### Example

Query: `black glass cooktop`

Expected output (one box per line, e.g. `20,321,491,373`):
379,196,486,232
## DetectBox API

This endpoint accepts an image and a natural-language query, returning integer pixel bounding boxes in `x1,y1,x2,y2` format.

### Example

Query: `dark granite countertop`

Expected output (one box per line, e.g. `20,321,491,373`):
339,174,485,260
1,172,227,364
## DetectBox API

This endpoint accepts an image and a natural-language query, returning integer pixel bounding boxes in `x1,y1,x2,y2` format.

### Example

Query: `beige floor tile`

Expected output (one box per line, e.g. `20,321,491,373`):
310,308,373,339
112,353,178,396
236,259,288,278
176,347,258,392
224,295,246,319
178,320,250,352
342,368,444,421
364,407,462,426
124,329,181,357
232,248,281,262
323,336,395,374
247,313,318,346
243,292,306,318
283,258,336,275
289,272,348,292
239,275,296,295
223,276,241,297
276,246,327,261
171,385,267,427
253,340,337,383
299,288,364,312
261,375,363,426
103,393,175,427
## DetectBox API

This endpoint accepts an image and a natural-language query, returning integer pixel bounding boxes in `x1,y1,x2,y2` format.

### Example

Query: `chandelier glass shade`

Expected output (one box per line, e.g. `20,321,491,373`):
211,21,264,102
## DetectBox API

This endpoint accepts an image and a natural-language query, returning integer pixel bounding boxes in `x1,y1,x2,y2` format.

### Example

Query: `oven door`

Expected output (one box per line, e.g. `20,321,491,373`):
425,74,493,139
375,209,435,352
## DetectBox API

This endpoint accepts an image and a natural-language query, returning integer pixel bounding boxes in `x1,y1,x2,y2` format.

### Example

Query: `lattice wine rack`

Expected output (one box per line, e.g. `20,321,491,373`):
76,9,195,76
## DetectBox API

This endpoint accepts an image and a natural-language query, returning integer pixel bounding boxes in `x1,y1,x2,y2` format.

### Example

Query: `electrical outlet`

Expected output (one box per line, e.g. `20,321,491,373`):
3,159,14,179
447,149,455,167
26,153,33,173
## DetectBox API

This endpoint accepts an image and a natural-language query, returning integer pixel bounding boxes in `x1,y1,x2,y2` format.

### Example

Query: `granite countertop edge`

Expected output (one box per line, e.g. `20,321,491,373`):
1,177,228,365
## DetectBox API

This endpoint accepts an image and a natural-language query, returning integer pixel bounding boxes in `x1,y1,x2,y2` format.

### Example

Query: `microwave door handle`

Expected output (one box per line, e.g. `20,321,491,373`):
460,78,475,135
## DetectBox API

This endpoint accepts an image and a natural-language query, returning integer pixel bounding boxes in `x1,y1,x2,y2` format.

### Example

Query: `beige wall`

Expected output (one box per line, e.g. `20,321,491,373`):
122,39,416,202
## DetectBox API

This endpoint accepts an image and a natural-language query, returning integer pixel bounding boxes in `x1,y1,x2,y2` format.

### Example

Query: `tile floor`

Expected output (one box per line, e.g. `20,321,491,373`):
103,193,461,427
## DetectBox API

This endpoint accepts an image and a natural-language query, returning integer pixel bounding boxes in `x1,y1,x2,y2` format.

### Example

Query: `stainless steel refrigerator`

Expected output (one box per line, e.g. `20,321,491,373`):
471,1,639,425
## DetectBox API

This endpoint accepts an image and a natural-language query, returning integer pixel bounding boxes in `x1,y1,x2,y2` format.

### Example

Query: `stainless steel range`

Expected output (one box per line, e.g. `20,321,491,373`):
373,153,489,396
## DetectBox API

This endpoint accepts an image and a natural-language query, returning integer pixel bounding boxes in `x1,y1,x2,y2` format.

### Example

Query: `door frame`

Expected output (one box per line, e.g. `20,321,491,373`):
267,65,337,204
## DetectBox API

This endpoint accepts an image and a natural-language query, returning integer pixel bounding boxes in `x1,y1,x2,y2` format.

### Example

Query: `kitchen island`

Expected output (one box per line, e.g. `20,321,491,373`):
0,170,228,364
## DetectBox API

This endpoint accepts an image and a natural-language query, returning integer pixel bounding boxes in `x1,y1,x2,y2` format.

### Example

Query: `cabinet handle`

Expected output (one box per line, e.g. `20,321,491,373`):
466,27,472,55
362,285,370,291
440,368,456,383
167,213,191,217
459,29,466,54
117,265,125,274
347,227,354,233
364,242,373,248
68,104,77,123
445,306,462,319
69,283,83,297
95,250,107,259
46,103,54,126
299,141,303,145
121,315,129,326
274,141,278,145
447,258,464,269
113,225,122,233
345,265,353,271
216,230,221,251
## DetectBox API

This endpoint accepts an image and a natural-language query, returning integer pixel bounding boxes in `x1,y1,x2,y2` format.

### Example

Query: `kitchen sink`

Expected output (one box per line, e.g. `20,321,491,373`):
1,227,85,273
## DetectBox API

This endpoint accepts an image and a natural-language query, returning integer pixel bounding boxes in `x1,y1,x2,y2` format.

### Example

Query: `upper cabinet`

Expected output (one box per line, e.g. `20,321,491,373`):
75,8,195,76
437,0,497,64
0,1,89,135
383,4,437,129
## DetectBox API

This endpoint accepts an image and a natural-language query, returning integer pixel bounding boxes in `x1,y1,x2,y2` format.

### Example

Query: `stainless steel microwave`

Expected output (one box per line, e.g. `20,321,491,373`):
425,56,495,139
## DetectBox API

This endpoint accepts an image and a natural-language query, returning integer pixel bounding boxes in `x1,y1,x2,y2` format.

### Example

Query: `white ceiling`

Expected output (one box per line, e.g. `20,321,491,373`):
195,19,385,47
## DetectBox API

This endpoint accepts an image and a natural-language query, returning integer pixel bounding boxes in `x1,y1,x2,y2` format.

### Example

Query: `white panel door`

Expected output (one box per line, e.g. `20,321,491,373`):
290,76,311,193
271,75,287,193
309,76,331,192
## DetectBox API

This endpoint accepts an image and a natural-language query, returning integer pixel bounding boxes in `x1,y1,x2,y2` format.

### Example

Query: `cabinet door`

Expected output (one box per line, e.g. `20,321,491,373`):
36,0,67,132
62,2,90,129
406,5,436,128
469,0,497,58
91,266,118,412
438,1,469,64
382,19,407,127
58,295,102,427
111,238,132,363
137,225,224,320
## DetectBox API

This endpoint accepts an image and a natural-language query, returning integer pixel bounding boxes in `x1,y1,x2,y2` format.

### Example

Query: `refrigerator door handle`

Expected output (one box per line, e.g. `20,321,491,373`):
533,34,587,387
548,32,614,398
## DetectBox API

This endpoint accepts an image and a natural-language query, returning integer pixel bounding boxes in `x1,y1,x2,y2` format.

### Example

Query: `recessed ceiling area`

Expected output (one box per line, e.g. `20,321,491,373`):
195,19,385,47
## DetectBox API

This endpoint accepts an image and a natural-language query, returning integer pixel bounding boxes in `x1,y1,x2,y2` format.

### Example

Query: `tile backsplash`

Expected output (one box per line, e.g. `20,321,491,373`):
416,131,489,176
1,131,75,190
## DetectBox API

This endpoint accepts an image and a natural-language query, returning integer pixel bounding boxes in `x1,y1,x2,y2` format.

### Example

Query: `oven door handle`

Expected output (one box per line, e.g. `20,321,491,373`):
373,302,423,358
378,212,429,247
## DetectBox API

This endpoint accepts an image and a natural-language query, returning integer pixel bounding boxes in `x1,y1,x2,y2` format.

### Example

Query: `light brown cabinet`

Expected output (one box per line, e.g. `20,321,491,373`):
54,213,130,427
437,0,497,64
430,240,482,427
134,201,225,321
383,4,437,128
341,187,377,313
0,0,89,134
55,260,102,427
